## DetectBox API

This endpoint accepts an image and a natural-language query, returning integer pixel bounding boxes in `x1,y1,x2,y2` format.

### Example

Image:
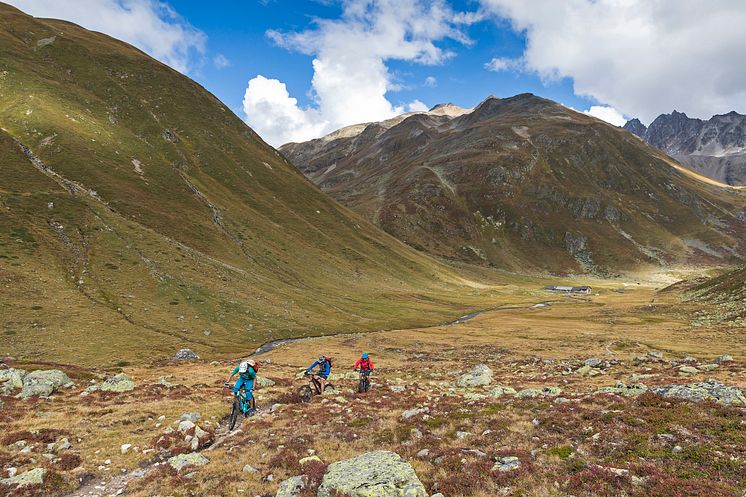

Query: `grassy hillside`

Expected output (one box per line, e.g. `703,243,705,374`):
685,266,746,326
0,4,515,366
282,95,746,275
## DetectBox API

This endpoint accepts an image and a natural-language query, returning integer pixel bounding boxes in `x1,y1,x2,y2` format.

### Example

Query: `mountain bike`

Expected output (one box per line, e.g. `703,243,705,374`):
356,369,372,393
297,373,333,402
225,383,255,431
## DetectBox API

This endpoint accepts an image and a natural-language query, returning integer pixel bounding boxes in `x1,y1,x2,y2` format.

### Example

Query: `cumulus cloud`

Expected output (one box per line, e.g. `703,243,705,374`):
407,99,429,112
479,0,746,123
583,105,627,127
243,0,478,146
6,0,206,74
213,53,231,69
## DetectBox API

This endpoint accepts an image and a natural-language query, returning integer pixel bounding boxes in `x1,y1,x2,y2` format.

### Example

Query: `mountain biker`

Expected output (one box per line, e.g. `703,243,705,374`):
353,353,374,372
225,359,257,411
305,355,332,393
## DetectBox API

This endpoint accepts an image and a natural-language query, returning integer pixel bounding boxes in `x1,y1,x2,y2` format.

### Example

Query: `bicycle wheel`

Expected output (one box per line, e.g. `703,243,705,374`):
228,398,240,431
358,378,365,394
298,384,313,403
363,377,371,393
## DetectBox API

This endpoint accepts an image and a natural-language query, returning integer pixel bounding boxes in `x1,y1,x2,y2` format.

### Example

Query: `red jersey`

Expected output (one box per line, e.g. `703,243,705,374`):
354,357,374,371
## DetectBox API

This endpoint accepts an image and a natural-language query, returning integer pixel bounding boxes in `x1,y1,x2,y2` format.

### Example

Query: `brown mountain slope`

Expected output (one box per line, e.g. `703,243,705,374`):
0,4,506,365
281,94,746,275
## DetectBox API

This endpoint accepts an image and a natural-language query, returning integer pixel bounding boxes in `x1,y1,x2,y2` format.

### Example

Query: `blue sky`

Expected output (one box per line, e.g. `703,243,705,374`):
175,1,591,116
9,1,746,146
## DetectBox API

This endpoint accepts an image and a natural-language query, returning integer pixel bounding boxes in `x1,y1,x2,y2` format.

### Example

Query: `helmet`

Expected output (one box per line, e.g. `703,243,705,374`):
239,361,249,373
318,355,325,362
362,353,369,359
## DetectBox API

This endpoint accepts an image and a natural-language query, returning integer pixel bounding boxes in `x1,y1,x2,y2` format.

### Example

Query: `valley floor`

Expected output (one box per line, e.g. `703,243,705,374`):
1,284,744,497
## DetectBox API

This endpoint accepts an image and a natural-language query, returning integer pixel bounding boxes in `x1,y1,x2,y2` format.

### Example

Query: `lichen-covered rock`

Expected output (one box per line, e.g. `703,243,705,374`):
678,366,699,374
17,370,72,399
516,386,561,398
714,355,732,364
456,364,493,387
653,380,746,406
583,358,603,367
1,467,46,487
487,386,516,397
174,349,199,361
492,456,521,472
256,376,276,387
99,373,136,392
597,382,648,397
317,451,427,497
167,452,209,471
0,368,27,394
275,475,306,497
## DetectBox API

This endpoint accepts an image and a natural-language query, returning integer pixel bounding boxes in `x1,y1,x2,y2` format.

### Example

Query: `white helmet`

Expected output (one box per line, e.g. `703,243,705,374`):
239,361,249,373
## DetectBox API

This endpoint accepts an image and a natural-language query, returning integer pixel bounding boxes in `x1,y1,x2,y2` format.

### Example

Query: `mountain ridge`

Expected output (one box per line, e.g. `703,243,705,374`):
281,93,746,274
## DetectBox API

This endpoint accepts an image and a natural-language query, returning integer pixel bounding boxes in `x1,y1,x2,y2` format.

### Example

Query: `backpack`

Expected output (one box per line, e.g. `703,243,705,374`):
324,356,333,367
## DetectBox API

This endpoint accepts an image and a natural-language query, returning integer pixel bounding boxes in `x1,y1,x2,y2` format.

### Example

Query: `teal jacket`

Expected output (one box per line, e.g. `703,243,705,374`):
231,365,257,380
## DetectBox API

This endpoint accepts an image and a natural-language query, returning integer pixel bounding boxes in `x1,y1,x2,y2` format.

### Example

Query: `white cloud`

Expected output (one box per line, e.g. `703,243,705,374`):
407,99,429,112
243,0,478,146
480,0,746,123
423,76,437,87
484,56,523,72
583,105,627,127
213,53,231,69
6,0,206,74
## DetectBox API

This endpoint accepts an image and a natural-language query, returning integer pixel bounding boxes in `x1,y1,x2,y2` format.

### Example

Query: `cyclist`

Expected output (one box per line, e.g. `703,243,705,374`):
353,352,374,372
305,355,332,393
225,359,257,412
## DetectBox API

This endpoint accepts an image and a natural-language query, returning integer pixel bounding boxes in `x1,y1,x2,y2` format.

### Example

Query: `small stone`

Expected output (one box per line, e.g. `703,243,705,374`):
679,366,699,374
698,364,718,371
178,420,196,433
583,358,603,368
416,449,430,458
299,455,322,465
120,444,132,454
487,386,516,397
243,464,259,473
454,431,472,439
401,406,429,419
672,445,683,453
56,438,72,451
180,412,201,423
648,351,663,359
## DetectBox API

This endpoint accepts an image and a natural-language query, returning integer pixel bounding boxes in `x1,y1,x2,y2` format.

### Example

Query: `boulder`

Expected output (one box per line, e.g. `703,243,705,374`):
714,355,733,364
653,380,746,406
698,364,718,371
456,364,493,387
0,368,27,394
516,386,561,398
276,475,306,497
583,358,603,368
401,407,429,419
678,366,699,374
174,349,199,361
1,467,46,488
597,382,648,397
648,351,664,359
317,451,427,497
487,386,516,397
99,373,136,392
17,370,72,399
180,412,201,423
256,376,276,388
492,456,521,472
167,452,209,471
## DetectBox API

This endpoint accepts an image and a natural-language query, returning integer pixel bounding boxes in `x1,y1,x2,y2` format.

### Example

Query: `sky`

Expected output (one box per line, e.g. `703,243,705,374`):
7,0,746,147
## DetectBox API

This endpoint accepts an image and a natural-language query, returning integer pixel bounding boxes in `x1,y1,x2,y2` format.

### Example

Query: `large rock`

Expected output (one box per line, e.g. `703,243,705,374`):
276,475,306,497
0,368,26,394
17,370,72,399
652,380,746,406
456,364,493,387
174,349,199,361
99,373,136,392
167,452,209,471
597,382,648,397
317,451,427,497
516,386,561,398
1,467,46,487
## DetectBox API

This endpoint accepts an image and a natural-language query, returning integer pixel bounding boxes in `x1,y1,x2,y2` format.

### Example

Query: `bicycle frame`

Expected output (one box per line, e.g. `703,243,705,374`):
234,388,254,414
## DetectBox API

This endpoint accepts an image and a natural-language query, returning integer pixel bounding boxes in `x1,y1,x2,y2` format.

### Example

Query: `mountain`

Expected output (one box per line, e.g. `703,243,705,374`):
281,94,746,274
0,4,500,366
624,111,746,186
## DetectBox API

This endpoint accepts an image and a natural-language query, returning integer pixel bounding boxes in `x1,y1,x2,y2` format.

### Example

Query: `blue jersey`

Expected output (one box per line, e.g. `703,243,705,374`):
306,359,331,378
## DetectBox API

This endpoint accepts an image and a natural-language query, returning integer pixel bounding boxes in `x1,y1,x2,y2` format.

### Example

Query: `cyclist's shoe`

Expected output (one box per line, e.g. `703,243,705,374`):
224,382,231,388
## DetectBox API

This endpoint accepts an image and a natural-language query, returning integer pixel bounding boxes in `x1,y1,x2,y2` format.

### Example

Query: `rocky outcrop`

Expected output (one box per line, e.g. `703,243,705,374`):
652,380,746,406
1,467,46,488
17,370,72,399
174,349,199,361
317,451,427,497
0,368,26,394
85,373,136,394
456,364,493,387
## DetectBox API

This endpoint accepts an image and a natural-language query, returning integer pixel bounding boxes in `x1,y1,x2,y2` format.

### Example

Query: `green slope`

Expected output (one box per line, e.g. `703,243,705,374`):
0,4,509,365
685,266,746,326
